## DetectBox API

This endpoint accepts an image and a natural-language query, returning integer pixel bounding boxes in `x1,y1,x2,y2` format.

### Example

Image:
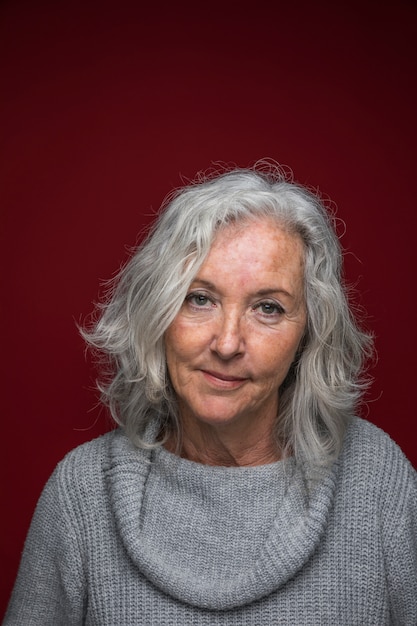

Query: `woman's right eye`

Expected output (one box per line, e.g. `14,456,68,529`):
185,293,213,308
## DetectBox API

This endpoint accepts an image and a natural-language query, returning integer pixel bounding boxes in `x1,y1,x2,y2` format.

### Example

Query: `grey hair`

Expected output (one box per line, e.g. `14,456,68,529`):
82,163,373,468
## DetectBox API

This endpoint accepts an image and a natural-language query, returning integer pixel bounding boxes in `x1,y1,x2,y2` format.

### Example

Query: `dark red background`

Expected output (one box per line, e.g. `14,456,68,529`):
1,0,416,616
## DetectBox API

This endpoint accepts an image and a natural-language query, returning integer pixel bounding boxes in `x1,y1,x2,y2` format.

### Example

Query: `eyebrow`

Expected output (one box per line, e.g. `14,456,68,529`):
190,278,295,300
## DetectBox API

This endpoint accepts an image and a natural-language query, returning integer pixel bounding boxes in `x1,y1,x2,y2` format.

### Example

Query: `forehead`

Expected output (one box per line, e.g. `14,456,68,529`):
210,218,304,261
198,218,305,290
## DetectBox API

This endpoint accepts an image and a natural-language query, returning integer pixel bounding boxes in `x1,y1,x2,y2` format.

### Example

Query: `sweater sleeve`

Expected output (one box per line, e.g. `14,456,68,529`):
383,453,417,625
3,466,87,626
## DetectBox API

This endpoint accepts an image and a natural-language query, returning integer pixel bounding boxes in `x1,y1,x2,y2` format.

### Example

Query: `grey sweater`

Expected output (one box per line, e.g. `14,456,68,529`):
4,418,417,625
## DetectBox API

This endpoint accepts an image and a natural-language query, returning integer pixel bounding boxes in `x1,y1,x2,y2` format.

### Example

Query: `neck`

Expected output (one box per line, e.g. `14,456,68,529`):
165,416,282,467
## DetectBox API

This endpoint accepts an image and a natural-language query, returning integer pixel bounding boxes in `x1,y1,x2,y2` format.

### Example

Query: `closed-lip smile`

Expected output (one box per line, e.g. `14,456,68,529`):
200,369,249,388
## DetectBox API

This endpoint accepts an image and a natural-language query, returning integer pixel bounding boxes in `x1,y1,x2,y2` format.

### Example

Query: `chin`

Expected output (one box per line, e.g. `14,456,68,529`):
183,404,254,430
196,413,241,427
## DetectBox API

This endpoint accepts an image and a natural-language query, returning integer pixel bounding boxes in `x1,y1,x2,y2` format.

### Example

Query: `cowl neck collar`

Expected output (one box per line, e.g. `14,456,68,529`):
105,424,339,611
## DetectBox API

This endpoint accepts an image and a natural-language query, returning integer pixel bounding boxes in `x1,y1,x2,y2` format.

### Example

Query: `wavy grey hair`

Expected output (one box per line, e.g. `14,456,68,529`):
82,164,373,468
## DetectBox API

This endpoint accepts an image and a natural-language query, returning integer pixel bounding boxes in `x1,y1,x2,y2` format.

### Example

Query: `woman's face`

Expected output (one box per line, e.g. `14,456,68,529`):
165,219,306,433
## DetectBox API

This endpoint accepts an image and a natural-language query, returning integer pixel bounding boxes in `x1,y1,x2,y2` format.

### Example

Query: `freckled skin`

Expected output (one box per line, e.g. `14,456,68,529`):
164,219,306,465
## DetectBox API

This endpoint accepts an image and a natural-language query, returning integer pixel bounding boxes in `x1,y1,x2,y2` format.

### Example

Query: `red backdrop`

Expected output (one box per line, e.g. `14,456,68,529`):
1,0,416,616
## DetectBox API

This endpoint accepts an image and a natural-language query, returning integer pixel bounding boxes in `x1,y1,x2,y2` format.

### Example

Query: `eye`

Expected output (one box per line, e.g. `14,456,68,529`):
253,301,285,317
185,292,214,309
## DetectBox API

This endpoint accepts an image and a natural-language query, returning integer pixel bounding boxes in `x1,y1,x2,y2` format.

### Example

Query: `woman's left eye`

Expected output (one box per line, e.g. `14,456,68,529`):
254,301,284,316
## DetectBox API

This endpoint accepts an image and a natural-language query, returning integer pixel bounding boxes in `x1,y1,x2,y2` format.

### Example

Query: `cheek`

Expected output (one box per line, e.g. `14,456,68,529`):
255,330,303,378
165,320,208,363
164,330,184,391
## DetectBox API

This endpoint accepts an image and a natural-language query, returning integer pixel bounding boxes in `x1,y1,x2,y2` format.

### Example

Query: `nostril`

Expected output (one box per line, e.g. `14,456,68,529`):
212,327,243,359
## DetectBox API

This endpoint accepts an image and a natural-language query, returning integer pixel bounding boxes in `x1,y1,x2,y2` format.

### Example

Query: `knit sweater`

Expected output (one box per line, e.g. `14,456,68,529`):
4,417,417,625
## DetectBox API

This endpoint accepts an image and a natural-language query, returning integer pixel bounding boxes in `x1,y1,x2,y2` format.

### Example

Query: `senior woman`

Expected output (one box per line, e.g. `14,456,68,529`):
5,165,417,625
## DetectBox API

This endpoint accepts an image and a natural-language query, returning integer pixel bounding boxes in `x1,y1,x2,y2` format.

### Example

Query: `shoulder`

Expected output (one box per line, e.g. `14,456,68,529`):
56,428,119,477
339,417,416,517
343,417,415,472
43,428,146,509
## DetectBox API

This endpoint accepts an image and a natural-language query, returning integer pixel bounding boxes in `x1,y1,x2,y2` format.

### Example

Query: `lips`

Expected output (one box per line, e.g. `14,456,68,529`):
203,370,247,381
200,369,249,389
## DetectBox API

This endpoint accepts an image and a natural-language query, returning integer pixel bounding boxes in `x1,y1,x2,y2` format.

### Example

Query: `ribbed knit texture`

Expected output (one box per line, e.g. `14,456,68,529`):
4,418,417,625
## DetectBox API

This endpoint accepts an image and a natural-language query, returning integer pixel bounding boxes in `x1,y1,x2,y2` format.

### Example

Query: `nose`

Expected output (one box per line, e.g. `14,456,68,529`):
211,309,244,359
